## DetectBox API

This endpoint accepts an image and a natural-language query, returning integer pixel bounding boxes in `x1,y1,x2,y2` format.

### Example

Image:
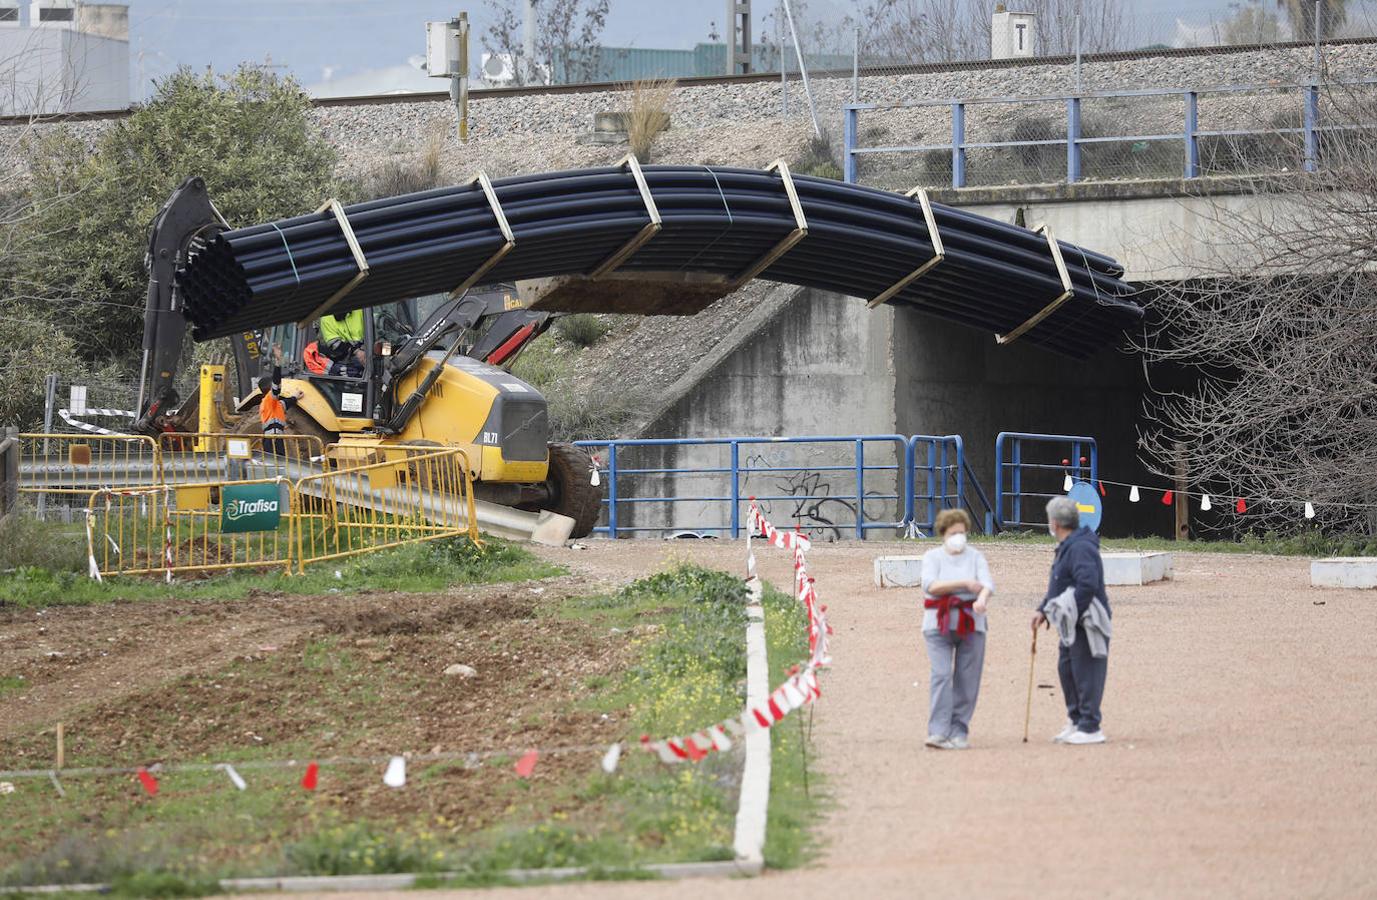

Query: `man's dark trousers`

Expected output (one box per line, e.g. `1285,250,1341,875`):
1058,624,1107,732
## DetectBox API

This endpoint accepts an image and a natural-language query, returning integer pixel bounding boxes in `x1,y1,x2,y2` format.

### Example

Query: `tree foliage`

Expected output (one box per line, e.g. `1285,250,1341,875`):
481,0,611,85
8,65,338,367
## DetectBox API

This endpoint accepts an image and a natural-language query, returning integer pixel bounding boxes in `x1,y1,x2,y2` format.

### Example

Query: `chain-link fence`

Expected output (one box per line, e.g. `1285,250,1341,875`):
751,1,1377,92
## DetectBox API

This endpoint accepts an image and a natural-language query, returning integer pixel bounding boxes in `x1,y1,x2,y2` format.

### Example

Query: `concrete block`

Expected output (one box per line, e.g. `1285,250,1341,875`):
874,555,924,588
1101,552,1173,586
1310,558,1377,589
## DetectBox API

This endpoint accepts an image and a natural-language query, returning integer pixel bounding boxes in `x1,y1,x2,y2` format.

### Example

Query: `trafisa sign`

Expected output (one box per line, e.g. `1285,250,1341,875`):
221,483,283,533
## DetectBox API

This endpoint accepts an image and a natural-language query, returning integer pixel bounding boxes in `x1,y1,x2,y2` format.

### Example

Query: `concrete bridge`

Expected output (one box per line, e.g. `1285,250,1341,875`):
627,174,1308,538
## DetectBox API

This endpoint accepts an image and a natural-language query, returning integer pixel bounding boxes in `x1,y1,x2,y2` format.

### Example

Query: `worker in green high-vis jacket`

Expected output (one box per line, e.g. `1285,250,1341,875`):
317,309,365,376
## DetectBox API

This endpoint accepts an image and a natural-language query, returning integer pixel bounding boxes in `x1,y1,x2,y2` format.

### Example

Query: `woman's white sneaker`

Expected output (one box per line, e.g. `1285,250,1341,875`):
1052,721,1077,743
948,735,969,750
925,734,954,749
1063,729,1106,745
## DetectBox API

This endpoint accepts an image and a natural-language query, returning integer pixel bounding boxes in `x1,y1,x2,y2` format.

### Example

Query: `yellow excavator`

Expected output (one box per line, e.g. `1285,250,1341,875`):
134,178,601,538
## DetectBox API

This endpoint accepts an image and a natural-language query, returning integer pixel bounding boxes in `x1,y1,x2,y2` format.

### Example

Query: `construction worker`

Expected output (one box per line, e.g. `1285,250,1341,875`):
258,364,300,457
318,309,366,377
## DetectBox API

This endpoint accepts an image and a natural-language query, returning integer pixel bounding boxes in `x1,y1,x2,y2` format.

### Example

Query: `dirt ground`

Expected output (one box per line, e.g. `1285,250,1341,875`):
5,540,1376,897
399,539,1372,900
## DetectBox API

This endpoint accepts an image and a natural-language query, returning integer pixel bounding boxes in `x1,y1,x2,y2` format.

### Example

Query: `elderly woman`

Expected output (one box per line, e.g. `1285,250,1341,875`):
920,508,994,750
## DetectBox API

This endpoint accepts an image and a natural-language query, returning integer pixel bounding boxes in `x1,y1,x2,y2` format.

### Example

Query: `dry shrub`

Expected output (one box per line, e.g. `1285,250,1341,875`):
360,125,447,200
626,77,676,162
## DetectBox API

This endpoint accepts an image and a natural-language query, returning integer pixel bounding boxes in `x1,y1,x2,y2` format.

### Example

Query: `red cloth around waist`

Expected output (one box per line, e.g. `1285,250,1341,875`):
924,595,976,638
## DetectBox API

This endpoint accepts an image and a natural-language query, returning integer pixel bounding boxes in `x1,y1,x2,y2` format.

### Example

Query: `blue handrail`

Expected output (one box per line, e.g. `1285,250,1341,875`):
994,432,1098,530
575,435,912,540
842,78,1377,187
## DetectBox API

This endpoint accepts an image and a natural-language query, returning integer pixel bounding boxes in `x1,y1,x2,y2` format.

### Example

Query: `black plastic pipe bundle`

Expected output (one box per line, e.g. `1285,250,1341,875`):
177,165,1143,358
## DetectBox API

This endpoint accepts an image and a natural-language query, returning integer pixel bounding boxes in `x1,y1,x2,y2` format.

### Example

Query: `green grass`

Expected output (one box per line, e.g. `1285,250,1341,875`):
760,583,823,869
2,564,818,891
0,675,27,696
979,529,1377,557
0,535,562,608
0,514,89,574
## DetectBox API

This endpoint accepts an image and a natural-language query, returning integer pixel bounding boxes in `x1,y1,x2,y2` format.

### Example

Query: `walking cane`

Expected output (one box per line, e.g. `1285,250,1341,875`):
1022,627,1038,743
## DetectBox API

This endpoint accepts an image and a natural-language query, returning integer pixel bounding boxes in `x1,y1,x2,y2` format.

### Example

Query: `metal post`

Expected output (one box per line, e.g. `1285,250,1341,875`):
926,442,937,528
1011,438,1022,526
854,439,865,540
522,0,536,85
951,102,967,188
605,443,619,539
1313,0,1322,77
38,373,57,520
843,105,858,183
852,25,859,103
730,441,741,539
1304,83,1320,172
1184,91,1199,178
778,0,788,117
728,0,753,75
1066,95,1082,183
456,13,469,143
1089,442,1098,483
954,438,966,525
1074,10,1082,93
780,0,821,138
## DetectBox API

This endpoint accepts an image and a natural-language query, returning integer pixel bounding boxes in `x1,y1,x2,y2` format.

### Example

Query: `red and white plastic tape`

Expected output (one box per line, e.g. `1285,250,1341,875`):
639,499,831,765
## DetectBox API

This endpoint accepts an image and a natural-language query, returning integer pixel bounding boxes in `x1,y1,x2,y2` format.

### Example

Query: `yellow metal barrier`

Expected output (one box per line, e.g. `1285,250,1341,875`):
157,432,325,485
295,446,480,573
87,479,295,579
20,433,161,497
77,441,481,580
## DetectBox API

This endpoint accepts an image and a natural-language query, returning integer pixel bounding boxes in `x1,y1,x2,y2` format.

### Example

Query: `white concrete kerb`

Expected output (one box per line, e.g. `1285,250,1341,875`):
1311,557,1377,589
1101,552,1174,586
732,576,771,869
874,554,924,588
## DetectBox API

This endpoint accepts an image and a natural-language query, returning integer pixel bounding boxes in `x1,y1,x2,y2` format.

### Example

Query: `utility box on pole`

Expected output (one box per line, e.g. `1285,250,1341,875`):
991,5,1036,60
727,0,752,74
426,15,470,142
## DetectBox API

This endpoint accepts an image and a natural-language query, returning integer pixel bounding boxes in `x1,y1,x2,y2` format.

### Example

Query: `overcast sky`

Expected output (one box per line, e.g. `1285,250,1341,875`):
108,1,1347,99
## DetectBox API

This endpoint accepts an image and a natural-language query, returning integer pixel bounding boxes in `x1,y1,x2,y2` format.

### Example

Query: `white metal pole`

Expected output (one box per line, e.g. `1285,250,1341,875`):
1313,0,1322,77
523,0,537,85
1074,10,1082,92
852,24,859,103
457,13,469,142
780,0,821,138
778,0,788,117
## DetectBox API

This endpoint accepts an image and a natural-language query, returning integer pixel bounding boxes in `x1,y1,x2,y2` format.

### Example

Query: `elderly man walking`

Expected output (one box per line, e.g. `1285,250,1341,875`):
1031,495,1112,746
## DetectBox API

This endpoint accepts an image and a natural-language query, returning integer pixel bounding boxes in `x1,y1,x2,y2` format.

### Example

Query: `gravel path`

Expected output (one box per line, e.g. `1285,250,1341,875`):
274,539,1377,900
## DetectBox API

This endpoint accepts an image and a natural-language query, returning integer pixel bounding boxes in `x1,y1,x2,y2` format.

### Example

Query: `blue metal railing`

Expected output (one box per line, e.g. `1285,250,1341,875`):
575,435,912,540
908,434,961,533
574,431,1087,538
842,78,1377,187
575,434,991,540
994,432,1098,530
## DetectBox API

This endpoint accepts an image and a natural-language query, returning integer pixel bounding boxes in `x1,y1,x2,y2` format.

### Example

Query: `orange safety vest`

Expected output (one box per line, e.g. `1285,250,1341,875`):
260,391,288,434
303,341,327,374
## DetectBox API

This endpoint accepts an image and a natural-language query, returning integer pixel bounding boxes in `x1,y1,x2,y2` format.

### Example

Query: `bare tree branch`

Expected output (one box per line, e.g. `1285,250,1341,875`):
1132,82,1377,533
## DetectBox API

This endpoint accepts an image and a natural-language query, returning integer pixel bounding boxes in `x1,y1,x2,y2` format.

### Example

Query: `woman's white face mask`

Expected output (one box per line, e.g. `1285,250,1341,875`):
943,532,968,554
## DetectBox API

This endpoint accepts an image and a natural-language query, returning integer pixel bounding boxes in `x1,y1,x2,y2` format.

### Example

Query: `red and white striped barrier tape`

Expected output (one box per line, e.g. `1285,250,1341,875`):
640,500,830,765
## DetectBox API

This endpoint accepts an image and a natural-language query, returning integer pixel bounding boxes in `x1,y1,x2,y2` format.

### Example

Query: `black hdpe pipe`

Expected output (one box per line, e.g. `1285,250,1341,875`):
178,165,1142,357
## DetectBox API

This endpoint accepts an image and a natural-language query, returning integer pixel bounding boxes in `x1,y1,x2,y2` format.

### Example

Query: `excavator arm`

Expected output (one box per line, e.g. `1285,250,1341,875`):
375,287,553,433
134,177,230,434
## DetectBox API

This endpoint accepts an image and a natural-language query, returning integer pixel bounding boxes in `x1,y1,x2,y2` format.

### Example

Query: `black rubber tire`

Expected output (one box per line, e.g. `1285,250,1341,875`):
544,443,602,539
